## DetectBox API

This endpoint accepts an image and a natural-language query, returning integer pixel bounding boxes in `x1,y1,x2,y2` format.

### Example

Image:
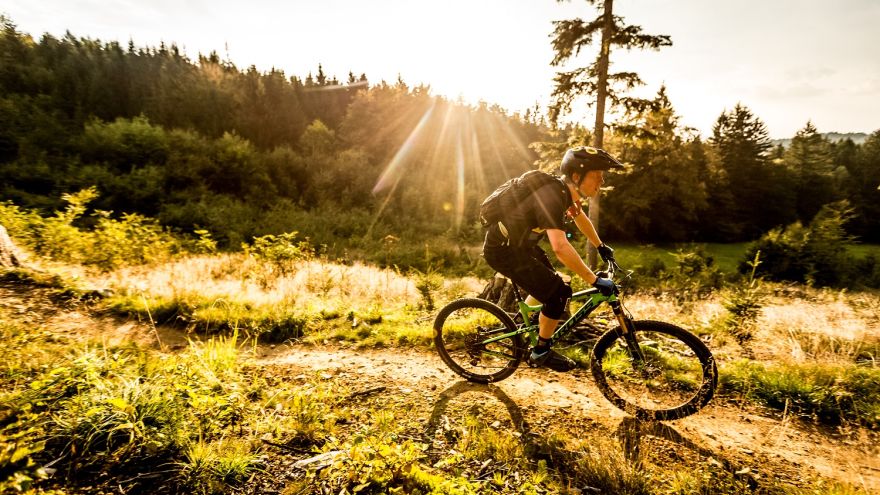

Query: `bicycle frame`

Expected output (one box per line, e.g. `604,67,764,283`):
478,286,615,351
479,268,642,362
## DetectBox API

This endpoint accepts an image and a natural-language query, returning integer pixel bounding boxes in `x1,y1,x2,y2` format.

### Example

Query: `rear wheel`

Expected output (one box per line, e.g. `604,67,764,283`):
434,298,525,383
591,320,717,420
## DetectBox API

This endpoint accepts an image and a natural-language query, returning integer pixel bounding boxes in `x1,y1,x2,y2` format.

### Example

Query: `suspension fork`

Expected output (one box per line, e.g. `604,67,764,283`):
610,300,646,364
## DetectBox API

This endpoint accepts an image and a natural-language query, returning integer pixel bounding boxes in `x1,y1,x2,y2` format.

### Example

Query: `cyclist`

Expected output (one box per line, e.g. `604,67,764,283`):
482,146,622,371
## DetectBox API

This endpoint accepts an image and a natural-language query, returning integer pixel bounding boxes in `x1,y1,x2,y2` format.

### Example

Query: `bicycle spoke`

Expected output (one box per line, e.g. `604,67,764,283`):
592,320,715,419
434,299,524,382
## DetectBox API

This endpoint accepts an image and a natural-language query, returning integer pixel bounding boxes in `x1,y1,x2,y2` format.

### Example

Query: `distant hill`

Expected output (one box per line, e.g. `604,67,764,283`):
772,132,869,148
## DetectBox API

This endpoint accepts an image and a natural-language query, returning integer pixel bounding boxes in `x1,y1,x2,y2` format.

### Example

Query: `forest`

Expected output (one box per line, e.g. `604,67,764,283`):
1,15,879,277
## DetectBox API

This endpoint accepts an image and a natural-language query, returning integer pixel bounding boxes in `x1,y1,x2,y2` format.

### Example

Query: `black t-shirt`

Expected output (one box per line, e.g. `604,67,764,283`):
485,177,574,248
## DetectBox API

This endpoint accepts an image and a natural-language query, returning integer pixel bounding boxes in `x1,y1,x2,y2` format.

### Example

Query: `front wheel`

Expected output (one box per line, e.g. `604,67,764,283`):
434,298,525,384
591,320,717,421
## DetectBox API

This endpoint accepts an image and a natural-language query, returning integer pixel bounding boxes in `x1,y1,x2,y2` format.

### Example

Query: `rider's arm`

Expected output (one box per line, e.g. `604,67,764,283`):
571,208,603,248
547,229,598,284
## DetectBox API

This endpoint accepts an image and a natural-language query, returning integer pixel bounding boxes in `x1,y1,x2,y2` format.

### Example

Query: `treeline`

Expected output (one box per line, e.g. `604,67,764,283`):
0,16,540,257
600,89,880,243
1,16,879,267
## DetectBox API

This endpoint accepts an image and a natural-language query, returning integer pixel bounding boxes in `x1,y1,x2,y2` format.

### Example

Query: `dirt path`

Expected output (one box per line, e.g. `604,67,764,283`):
257,345,880,492
3,281,878,493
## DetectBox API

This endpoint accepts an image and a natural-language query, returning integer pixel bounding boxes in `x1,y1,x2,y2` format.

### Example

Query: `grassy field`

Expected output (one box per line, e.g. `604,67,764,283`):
2,237,879,494
613,243,751,274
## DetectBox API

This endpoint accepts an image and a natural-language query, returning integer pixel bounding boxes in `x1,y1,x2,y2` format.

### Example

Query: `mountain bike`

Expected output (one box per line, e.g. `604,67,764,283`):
433,261,717,421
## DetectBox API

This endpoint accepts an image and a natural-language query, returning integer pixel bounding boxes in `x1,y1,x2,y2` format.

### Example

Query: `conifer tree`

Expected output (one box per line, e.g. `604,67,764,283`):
785,121,839,222
709,104,794,239
549,0,670,265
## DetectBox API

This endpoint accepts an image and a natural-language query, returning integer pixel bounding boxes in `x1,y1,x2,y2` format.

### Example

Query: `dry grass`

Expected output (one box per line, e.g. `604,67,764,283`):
755,289,880,364
103,254,480,310
98,254,484,343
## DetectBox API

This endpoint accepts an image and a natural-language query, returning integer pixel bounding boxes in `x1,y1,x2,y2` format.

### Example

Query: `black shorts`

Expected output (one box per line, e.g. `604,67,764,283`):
483,243,568,316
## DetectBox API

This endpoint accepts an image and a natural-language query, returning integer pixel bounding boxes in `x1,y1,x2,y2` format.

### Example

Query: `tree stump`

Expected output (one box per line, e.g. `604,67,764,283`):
0,225,23,269
477,273,519,312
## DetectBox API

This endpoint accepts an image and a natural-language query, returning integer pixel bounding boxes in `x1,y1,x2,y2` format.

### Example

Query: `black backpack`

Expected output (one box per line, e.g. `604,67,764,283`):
479,170,566,229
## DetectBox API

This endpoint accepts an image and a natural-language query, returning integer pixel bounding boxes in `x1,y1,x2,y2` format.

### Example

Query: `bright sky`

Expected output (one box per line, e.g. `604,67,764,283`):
3,0,879,138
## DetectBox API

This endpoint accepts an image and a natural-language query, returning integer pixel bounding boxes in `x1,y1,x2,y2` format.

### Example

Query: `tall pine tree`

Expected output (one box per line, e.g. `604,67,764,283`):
549,0,670,265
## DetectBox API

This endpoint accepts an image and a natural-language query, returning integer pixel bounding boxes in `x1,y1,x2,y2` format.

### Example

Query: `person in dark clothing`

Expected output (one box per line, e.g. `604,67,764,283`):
482,146,622,370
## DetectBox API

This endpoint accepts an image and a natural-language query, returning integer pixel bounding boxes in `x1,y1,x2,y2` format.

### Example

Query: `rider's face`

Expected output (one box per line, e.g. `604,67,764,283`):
579,170,605,197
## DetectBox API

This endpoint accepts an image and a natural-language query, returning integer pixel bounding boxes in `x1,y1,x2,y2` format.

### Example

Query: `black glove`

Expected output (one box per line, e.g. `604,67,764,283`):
593,277,616,296
597,243,615,263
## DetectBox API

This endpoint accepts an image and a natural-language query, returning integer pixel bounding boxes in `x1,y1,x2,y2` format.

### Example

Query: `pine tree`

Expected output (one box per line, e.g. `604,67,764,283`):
709,104,794,239
604,87,708,241
785,121,839,222
549,0,670,265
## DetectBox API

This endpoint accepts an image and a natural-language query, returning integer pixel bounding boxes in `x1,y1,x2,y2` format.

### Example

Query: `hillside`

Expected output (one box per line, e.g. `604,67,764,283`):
772,132,869,148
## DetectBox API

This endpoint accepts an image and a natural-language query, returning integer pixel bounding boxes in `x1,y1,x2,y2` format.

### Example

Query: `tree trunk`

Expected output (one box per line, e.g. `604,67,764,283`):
0,225,23,269
588,0,614,269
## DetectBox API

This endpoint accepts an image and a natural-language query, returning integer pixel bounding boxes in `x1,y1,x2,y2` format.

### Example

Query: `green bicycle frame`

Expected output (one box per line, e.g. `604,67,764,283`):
479,288,621,352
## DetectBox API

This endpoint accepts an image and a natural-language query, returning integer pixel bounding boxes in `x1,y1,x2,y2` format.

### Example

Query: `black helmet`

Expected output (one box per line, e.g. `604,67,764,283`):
559,146,624,178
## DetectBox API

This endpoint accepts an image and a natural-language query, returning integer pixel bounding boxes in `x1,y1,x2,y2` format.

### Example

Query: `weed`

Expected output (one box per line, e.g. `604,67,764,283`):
244,232,314,287
543,431,652,495
723,250,766,350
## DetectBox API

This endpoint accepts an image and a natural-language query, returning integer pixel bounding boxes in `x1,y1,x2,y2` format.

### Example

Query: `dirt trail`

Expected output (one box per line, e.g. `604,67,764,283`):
3,281,878,493
258,345,879,492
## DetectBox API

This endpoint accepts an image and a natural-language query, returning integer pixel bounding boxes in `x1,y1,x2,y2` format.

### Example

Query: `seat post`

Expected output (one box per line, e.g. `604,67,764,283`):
509,280,524,303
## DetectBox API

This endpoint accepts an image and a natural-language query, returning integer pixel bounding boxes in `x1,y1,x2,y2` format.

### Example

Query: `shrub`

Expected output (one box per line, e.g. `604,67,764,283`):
2,189,180,270
244,232,315,277
655,245,724,303
723,251,766,349
744,201,859,287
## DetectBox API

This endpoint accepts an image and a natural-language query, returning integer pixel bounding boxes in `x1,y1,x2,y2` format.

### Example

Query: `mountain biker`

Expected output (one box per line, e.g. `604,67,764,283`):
481,146,623,371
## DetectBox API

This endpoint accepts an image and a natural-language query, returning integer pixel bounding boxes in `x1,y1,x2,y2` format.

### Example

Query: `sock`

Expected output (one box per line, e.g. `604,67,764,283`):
534,336,552,352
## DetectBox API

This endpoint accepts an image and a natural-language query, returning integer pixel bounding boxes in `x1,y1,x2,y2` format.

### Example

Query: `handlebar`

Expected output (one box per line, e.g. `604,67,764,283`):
598,259,631,284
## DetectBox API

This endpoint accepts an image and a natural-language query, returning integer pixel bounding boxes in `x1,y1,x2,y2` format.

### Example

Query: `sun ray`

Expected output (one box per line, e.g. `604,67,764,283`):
372,100,437,194
493,112,535,167
477,110,514,180
428,103,458,171
469,125,488,197
454,132,466,231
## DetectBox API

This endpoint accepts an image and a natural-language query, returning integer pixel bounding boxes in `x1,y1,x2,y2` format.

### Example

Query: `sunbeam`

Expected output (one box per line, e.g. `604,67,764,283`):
372,100,437,194
494,112,535,166
454,132,466,231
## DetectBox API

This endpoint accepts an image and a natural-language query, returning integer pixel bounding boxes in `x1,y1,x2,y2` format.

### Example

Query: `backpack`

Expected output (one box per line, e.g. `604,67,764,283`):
479,170,566,229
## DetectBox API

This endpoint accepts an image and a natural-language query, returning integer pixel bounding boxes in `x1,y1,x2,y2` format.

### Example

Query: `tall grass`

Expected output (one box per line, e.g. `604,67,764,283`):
103,254,481,343
0,317,341,494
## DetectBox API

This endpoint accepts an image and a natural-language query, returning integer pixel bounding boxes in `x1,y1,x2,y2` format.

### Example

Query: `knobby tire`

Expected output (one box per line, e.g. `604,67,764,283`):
434,298,525,384
591,320,717,421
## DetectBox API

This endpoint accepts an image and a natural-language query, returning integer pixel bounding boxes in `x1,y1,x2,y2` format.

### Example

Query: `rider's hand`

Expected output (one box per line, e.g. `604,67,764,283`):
597,243,615,263
593,277,617,296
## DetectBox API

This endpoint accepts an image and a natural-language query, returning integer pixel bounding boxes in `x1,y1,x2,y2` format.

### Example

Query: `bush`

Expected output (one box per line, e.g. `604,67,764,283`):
744,201,858,287
2,188,181,270
653,245,725,303
243,232,315,289
722,251,766,349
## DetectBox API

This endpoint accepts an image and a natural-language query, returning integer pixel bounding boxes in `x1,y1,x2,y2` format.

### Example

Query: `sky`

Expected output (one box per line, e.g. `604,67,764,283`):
3,0,879,139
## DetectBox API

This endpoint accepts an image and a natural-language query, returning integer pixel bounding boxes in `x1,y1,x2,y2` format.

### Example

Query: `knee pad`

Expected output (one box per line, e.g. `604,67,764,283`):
541,283,573,320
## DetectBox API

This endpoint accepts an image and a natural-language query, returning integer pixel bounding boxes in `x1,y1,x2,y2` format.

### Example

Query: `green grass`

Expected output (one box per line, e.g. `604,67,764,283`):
613,243,751,274
719,360,880,428
847,243,880,259
0,317,342,494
